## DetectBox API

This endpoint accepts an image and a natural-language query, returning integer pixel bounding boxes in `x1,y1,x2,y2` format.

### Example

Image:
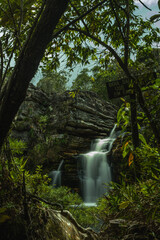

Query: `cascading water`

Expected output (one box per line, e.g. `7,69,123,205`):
78,125,117,204
49,160,64,187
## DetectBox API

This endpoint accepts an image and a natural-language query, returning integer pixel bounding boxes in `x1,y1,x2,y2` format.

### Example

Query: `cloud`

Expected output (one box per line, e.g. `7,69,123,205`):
135,0,158,6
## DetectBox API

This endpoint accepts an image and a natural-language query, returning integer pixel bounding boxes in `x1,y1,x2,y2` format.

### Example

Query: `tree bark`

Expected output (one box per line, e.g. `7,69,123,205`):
0,0,68,149
130,91,139,148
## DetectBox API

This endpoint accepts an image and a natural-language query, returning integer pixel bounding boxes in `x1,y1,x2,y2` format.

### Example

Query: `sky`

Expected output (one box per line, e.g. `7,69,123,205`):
32,0,160,86
135,0,158,5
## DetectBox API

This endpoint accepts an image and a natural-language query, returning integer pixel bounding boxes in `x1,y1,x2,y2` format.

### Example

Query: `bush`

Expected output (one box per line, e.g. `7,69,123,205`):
97,178,160,227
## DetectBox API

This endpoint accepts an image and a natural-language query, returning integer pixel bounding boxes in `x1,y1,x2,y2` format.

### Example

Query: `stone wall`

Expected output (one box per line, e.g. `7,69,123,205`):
12,84,117,191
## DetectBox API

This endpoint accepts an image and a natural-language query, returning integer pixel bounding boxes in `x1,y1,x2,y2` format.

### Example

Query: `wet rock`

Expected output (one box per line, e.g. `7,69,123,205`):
12,84,117,190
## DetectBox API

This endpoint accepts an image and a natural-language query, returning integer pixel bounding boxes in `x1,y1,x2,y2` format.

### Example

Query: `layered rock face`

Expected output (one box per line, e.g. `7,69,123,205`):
12,84,117,191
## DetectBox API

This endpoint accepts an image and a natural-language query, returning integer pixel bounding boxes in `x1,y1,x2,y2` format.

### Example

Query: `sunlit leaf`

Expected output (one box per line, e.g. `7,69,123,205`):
119,201,129,210
128,153,134,167
0,215,11,223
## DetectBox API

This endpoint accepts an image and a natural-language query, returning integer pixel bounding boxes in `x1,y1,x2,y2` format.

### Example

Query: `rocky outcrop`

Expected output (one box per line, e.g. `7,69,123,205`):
12,84,117,191
47,210,98,240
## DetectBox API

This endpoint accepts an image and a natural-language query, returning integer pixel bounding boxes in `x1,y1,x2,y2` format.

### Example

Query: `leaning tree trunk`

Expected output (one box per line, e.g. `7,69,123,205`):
0,0,68,149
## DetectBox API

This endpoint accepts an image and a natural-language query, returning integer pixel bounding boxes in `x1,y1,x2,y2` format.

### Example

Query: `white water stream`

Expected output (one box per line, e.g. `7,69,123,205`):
79,125,117,204
49,160,64,187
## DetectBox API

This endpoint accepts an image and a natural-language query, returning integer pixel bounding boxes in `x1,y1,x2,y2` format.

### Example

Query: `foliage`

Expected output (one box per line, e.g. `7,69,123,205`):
69,205,99,229
116,93,160,182
135,144,160,181
39,185,99,227
150,0,160,22
37,70,69,94
117,98,131,133
0,0,43,74
45,0,160,71
71,68,92,90
0,138,99,230
71,63,125,100
97,178,160,227
1,0,160,238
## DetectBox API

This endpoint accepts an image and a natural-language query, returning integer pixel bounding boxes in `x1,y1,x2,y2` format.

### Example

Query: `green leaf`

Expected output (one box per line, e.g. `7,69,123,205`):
0,208,6,214
119,201,130,210
0,215,11,223
150,14,160,22
139,133,147,145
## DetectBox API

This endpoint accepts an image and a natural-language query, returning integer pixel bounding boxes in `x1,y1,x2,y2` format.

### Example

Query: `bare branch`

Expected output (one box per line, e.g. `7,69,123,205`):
138,0,152,11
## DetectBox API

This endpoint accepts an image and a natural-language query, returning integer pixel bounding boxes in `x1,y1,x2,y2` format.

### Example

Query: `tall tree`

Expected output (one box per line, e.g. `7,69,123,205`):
37,70,69,94
0,0,68,148
51,0,160,147
0,0,111,149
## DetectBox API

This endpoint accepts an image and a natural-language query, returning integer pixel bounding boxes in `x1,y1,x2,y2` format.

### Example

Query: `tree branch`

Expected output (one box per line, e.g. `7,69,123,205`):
68,27,126,72
124,0,130,67
52,0,108,39
18,0,24,34
0,42,17,91
109,0,125,43
0,0,47,97
69,0,90,33
0,0,68,149
138,0,152,11
27,193,64,211
112,0,128,16
7,0,22,50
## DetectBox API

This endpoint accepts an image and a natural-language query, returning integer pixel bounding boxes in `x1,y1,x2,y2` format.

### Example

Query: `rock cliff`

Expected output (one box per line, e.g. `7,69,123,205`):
12,84,117,191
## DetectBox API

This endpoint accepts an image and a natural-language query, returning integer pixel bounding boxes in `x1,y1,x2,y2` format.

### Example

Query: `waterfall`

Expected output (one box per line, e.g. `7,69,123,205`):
49,160,64,187
78,125,117,204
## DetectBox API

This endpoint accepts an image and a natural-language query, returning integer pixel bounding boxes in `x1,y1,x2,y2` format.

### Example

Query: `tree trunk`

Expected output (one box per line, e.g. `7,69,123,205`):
0,0,68,149
130,91,139,148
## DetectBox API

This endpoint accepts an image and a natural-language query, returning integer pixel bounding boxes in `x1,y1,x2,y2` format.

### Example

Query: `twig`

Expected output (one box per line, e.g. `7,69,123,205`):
27,193,64,211
138,0,152,11
1,41,17,90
